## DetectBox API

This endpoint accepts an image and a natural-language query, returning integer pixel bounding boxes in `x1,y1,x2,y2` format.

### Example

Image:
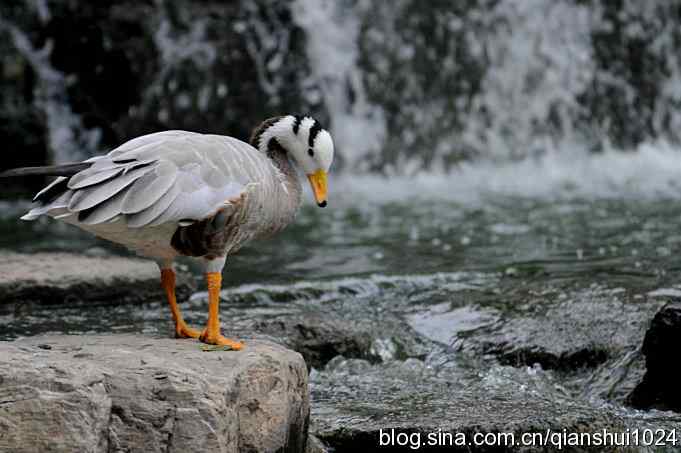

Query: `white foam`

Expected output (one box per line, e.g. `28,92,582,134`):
407,303,497,345
648,287,681,298
328,141,681,206
190,271,493,302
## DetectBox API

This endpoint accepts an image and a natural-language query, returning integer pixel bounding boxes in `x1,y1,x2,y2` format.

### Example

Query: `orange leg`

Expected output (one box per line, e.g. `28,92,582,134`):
199,272,244,350
161,268,200,339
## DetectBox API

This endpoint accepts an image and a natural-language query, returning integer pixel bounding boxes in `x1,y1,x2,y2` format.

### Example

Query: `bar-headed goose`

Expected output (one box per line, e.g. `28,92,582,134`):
1,115,334,350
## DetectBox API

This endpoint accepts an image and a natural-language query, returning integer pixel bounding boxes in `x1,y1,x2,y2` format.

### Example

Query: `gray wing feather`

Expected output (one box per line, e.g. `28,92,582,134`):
120,160,178,214
67,164,156,212
21,191,71,220
146,167,244,227
147,183,244,227
78,189,129,225
108,131,194,157
68,166,124,190
25,131,278,231
125,181,181,228
32,176,67,202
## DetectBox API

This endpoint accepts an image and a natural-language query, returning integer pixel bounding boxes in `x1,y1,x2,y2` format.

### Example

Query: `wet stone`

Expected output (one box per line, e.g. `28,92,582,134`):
628,299,681,413
251,312,377,370
456,285,662,372
0,252,195,310
405,282,666,407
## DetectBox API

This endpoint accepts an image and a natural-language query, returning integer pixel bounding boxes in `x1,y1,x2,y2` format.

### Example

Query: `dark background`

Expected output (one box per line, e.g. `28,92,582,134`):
0,0,325,195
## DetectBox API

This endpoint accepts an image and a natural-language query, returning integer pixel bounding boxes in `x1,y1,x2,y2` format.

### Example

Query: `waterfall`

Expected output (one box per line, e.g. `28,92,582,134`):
292,0,387,172
2,0,681,175
292,0,681,171
461,0,597,160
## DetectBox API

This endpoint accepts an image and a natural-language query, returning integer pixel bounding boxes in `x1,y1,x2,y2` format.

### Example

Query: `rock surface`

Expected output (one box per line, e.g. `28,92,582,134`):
628,300,681,412
454,285,662,371
405,283,663,404
0,252,195,309
0,334,309,453
251,312,377,370
205,294,431,369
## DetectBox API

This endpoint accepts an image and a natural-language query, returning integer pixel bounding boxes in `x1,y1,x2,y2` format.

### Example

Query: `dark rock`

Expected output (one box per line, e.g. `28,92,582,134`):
252,312,377,370
0,334,309,453
0,252,195,310
629,300,681,412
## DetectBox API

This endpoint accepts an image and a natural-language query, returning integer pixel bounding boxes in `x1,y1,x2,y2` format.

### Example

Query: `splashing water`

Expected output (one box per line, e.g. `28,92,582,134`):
292,0,387,171
291,0,681,171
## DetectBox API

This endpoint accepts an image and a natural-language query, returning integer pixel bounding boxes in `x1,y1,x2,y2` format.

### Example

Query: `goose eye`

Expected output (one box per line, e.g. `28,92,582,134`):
308,148,314,157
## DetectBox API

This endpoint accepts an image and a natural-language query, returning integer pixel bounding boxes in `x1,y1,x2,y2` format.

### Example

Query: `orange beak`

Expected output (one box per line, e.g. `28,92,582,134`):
307,169,328,207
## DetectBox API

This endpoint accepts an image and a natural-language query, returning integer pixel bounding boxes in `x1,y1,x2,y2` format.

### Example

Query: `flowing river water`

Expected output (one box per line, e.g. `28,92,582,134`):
3,150,681,436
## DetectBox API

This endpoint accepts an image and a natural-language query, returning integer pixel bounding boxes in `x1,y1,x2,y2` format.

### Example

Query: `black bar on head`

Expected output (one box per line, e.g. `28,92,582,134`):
292,115,304,135
308,120,323,148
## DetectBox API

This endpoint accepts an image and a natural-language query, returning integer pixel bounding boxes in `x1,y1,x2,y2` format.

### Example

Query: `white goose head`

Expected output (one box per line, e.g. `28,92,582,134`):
251,115,334,207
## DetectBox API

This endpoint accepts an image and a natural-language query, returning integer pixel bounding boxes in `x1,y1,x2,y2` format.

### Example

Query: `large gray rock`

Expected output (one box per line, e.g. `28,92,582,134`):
0,252,195,308
0,334,309,453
